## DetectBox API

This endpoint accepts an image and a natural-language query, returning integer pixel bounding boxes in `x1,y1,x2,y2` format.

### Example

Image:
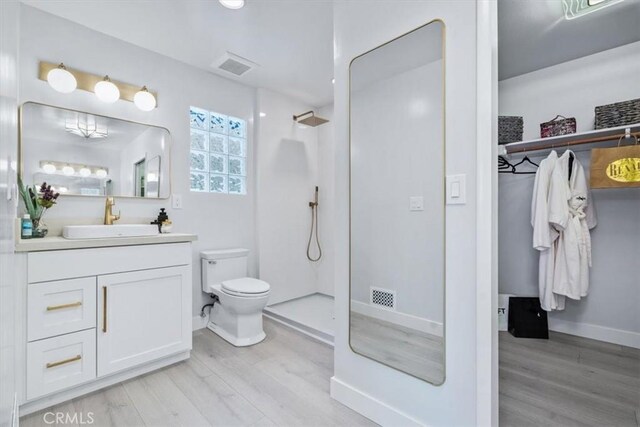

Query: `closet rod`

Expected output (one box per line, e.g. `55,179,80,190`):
499,123,640,155
505,132,639,154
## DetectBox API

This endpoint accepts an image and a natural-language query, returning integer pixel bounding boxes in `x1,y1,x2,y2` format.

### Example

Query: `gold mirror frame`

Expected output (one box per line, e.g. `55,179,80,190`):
18,101,172,200
348,19,447,386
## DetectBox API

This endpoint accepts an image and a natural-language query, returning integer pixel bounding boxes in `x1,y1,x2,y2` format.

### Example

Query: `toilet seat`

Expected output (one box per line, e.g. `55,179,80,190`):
221,277,270,297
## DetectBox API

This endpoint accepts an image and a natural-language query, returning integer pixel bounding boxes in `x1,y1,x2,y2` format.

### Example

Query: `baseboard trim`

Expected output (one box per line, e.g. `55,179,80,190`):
330,376,423,427
19,351,190,416
548,318,640,349
193,314,207,331
351,300,443,337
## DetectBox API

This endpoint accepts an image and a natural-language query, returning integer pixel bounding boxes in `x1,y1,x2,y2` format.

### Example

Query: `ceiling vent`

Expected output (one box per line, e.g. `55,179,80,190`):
212,52,258,77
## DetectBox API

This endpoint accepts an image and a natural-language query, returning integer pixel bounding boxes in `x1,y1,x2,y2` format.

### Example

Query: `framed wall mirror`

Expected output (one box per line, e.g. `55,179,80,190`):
20,102,171,198
349,20,446,385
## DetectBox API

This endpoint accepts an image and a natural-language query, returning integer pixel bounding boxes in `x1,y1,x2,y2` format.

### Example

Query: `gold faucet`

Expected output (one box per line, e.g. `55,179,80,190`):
104,197,121,225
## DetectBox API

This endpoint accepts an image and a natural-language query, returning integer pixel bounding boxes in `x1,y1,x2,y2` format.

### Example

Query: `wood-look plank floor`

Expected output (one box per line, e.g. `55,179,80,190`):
20,320,639,427
350,312,444,383
20,319,376,427
499,331,640,427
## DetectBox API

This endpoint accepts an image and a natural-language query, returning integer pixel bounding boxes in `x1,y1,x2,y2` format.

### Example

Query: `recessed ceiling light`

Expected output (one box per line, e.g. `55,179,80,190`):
219,0,244,9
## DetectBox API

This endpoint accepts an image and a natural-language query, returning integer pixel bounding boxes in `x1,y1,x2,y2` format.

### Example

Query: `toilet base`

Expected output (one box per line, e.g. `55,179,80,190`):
206,321,266,347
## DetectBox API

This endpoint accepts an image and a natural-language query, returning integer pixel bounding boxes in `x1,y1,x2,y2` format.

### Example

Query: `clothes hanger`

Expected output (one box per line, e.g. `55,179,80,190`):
509,155,538,175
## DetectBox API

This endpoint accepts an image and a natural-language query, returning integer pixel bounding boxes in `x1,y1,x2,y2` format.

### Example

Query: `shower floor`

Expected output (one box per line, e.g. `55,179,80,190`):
263,293,335,345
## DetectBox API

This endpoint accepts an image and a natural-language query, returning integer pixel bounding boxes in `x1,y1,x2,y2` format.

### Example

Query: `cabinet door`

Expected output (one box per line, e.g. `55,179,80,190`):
97,266,191,377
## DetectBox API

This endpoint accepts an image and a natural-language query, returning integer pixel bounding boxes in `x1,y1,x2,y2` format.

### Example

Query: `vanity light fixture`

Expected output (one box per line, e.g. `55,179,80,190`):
133,86,156,111
79,166,92,177
42,163,57,174
62,165,75,176
259,112,267,117
563,0,624,19
94,75,120,103
219,0,245,9
46,63,77,93
95,168,108,178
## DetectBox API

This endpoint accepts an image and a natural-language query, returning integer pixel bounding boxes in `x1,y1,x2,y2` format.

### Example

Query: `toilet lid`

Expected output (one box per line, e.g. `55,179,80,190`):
222,277,270,295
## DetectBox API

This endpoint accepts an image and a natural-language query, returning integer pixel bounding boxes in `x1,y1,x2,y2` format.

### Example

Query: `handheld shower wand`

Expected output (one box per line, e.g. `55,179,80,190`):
307,186,322,262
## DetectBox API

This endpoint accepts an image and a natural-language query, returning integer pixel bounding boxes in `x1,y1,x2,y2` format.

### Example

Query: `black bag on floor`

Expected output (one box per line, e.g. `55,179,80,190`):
508,297,549,339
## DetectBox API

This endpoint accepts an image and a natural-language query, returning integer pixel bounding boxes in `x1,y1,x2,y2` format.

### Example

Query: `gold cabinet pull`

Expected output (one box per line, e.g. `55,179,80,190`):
102,286,107,333
46,301,82,311
46,354,81,369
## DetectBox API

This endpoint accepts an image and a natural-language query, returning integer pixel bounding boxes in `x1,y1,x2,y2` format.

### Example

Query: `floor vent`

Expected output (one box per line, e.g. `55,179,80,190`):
212,52,258,77
370,287,396,310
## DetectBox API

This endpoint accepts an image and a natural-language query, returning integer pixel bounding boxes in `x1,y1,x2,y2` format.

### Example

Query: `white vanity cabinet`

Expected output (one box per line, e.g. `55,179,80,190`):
97,266,190,376
18,238,195,414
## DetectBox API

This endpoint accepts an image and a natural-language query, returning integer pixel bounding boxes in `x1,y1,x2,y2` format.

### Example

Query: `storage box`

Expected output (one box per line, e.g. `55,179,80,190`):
540,115,576,138
498,116,523,144
595,98,640,129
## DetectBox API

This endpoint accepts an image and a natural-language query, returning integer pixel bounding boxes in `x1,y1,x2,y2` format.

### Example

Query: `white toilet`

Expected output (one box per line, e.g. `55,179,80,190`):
200,248,270,347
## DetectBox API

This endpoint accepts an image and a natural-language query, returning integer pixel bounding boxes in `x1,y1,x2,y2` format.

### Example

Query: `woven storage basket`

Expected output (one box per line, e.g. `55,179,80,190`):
595,98,640,129
540,115,576,138
498,116,523,144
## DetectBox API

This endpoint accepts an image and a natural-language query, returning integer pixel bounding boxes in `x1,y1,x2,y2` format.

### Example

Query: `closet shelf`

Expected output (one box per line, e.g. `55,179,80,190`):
498,123,640,155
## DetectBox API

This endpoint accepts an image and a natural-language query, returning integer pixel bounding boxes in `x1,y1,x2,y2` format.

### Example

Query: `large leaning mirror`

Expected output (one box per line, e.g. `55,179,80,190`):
349,20,445,384
20,102,171,198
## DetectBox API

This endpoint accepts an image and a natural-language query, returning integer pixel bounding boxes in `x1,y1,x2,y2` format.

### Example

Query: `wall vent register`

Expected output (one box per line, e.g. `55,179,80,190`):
190,106,247,194
370,287,396,310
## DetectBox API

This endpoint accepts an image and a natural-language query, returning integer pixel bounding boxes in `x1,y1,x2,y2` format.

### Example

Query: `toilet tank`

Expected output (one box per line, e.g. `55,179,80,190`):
201,248,249,292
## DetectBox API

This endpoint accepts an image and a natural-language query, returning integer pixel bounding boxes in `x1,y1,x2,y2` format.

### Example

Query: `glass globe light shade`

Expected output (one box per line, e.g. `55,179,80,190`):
219,0,245,9
79,167,91,177
95,169,108,178
42,163,56,174
47,63,77,93
94,76,120,103
62,165,75,176
134,86,156,111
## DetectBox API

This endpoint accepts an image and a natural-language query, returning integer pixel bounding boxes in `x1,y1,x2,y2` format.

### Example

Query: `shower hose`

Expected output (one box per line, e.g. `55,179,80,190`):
307,200,322,262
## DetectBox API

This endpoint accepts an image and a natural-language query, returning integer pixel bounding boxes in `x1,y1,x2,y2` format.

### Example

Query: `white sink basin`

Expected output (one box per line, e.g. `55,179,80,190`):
62,224,158,239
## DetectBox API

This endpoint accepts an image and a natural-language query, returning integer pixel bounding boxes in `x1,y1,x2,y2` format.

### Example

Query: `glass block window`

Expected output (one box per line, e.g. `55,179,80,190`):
190,107,247,194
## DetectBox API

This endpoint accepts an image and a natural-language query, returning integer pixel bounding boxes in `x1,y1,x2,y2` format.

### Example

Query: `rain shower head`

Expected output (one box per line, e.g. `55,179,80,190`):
293,110,329,127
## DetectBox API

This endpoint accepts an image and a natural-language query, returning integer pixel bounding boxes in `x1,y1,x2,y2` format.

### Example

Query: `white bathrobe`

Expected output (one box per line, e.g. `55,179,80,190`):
548,150,597,300
531,151,565,311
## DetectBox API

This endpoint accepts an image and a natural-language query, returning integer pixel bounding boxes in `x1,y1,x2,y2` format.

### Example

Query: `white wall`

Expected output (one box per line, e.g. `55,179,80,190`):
317,103,335,297
498,43,640,346
255,88,321,304
18,5,257,318
500,41,640,140
0,1,20,424
351,61,444,323
332,2,494,425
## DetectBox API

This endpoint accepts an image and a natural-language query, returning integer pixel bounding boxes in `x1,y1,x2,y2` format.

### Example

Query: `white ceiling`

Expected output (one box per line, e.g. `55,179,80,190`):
22,0,640,102
22,0,335,107
498,0,640,80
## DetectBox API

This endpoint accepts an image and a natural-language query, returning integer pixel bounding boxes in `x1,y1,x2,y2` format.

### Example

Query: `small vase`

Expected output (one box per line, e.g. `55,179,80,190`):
32,218,48,238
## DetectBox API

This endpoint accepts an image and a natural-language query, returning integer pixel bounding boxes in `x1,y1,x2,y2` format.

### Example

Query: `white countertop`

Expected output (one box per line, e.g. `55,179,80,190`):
15,233,197,252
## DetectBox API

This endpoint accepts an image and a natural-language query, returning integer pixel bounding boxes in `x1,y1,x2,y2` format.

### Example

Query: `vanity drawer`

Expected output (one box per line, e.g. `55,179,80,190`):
28,277,97,341
26,328,96,400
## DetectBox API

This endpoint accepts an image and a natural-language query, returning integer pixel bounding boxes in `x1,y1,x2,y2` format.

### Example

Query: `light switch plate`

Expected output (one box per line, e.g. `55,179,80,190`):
171,194,183,209
409,196,424,211
446,174,466,205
